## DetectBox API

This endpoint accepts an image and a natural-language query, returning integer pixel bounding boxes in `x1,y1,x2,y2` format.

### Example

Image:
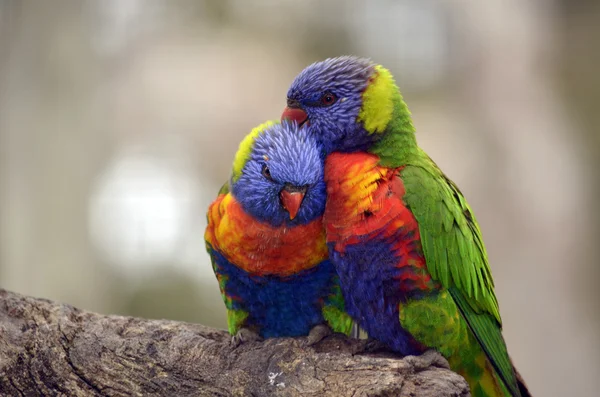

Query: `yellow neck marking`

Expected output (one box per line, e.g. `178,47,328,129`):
357,65,395,134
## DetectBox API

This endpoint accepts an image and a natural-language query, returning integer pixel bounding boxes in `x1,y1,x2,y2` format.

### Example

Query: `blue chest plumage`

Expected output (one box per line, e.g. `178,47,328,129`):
212,250,336,338
328,240,424,356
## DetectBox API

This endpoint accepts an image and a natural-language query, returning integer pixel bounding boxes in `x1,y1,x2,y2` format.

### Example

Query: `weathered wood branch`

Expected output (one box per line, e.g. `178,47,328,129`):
0,289,469,396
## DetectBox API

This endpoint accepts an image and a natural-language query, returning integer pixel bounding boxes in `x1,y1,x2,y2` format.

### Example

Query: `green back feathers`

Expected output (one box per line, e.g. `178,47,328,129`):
365,68,500,317
231,120,278,183
369,90,419,167
402,165,500,321
363,66,418,167
364,63,500,322
450,288,519,397
401,159,519,397
365,74,519,395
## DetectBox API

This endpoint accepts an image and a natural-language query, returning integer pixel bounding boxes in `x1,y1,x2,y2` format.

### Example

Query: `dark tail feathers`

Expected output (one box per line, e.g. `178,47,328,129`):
511,356,532,397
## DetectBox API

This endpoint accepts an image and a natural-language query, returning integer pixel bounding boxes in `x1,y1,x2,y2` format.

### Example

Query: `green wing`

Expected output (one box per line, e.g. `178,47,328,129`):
322,275,354,336
401,164,520,397
402,166,498,318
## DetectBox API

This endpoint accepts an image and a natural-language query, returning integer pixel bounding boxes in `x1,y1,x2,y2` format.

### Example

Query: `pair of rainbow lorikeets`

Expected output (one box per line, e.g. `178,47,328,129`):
205,56,530,397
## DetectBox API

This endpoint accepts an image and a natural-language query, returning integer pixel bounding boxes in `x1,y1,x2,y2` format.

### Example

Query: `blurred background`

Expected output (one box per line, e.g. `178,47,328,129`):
0,0,598,395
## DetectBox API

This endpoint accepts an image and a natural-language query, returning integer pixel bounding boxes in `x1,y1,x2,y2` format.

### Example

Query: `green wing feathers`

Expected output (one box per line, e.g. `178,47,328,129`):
322,275,354,335
401,163,520,397
401,164,499,321
450,288,519,397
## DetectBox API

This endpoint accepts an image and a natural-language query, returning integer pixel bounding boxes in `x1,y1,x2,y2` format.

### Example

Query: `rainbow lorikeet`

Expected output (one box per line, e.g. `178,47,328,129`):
281,56,530,397
205,121,353,345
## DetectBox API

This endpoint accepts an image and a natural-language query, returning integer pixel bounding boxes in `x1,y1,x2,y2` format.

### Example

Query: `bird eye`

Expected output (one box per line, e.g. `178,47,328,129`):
320,91,337,106
262,164,273,181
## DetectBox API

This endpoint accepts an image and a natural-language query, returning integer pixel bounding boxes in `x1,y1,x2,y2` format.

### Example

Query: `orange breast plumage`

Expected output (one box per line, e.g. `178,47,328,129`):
205,194,328,277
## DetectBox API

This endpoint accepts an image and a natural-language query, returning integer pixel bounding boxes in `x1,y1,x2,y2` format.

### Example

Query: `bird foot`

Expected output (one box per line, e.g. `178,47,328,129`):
350,323,361,339
351,338,389,355
231,328,262,348
305,324,332,346
403,349,450,371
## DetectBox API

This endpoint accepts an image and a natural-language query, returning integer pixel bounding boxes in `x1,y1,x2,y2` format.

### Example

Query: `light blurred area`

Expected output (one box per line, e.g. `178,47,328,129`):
0,1,597,395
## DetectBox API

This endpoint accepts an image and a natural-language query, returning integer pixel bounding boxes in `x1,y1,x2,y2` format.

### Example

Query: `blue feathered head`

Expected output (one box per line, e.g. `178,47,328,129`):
283,56,409,154
231,122,326,227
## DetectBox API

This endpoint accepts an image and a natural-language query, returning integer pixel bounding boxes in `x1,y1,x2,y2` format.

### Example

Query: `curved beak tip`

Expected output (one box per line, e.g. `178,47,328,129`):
280,190,305,220
281,107,308,126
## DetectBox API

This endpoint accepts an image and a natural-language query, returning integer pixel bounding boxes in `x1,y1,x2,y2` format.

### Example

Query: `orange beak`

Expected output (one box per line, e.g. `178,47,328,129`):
281,107,309,126
280,187,306,220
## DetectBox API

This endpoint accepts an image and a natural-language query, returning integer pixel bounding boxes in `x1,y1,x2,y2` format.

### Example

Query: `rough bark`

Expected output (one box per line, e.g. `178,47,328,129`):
0,289,469,396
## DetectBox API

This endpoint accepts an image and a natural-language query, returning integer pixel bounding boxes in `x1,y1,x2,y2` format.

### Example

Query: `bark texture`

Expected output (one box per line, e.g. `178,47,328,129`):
0,289,470,396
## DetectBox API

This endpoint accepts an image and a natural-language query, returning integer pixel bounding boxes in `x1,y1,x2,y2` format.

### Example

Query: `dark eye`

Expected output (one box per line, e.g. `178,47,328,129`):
262,164,273,181
320,91,337,106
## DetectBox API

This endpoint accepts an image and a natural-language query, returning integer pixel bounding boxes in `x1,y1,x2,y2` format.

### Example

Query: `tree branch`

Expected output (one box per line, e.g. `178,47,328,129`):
0,289,469,396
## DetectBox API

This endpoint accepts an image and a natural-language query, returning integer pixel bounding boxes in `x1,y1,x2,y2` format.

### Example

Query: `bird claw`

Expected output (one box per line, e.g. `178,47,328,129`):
350,323,361,339
403,349,450,370
351,338,389,355
231,328,262,348
305,324,332,346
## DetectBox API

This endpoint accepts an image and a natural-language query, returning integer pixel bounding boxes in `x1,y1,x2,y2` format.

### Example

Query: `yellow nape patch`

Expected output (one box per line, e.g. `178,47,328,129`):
358,65,396,134
232,120,278,182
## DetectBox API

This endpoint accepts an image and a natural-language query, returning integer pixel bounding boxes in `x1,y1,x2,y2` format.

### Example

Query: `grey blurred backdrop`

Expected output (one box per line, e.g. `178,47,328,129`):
0,1,598,396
